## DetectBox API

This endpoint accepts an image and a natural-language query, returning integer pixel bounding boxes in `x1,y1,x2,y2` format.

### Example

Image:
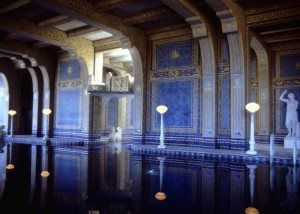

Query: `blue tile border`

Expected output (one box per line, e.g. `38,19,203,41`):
129,144,299,166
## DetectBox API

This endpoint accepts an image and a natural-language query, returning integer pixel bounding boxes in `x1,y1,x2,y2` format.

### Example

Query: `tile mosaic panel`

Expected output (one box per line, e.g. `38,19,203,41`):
152,35,199,70
150,77,200,134
59,60,81,81
56,89,82,129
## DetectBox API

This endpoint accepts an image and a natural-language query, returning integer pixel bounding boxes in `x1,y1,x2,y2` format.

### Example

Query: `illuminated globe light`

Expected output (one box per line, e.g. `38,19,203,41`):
6,163,15,170
41,171,50,177
42,109,52,115
245,207,259,214
8,110,17,116
245,102,260,113
156,105,168,114
155,192,166,200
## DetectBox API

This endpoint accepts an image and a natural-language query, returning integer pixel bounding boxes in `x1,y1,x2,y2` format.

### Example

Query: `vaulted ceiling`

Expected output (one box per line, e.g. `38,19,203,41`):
0,0,299,67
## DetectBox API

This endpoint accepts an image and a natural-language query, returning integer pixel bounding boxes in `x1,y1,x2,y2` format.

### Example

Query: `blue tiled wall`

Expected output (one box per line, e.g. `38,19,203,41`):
155,80,193,128
149,78,200,135
108,98,118,127
59,60,81,81
56,89,81,127
156,40,196,70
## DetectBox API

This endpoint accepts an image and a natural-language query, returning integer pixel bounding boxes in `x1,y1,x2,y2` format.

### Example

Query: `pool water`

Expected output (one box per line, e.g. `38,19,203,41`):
0,143,299,214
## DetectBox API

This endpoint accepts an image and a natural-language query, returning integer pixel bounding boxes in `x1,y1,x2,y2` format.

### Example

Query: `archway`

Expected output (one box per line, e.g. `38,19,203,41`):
0,73,9,131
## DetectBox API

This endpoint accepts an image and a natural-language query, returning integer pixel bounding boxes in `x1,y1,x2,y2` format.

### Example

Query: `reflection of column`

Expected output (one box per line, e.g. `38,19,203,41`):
155,157,166,200
270,163,275,191
202,167,215,213
0,145,7,200
132,156,142,213
6,142,14,170
41,146,50,177
230,169,245,214
247,165,257,207
280,167,299,211
29,145,37,206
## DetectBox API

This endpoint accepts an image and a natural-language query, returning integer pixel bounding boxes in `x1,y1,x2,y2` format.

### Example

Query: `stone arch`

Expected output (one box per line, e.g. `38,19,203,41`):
227,32,246,143
36,66,51,136
78,58,92,139
0,73,9,131
199,37,217,140
128,46,143,135
250,36,270,136
26,67,39,136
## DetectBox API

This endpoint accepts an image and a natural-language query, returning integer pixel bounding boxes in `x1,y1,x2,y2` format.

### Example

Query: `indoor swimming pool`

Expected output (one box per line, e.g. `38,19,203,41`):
0,142,299,214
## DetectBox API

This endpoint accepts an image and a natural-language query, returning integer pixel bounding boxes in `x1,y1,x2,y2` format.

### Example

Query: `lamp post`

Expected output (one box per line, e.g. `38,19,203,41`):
156,105,168,149
42,109,51,140
155,157,166,200
6,142,14,170
41,145,50,177
245,165,259,214
8,110,17,137
245,102,260,155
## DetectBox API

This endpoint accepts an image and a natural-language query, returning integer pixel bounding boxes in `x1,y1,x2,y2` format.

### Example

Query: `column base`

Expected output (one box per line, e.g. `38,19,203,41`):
158,144,166,149
246,150,258,155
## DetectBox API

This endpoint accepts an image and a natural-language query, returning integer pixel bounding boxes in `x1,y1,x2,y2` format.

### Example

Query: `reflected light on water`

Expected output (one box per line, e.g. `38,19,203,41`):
41,171,50,177
155,191,166,200
6,163,15,170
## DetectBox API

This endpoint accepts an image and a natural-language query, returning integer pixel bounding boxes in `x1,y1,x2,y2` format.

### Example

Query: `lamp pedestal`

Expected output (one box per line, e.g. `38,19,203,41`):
9,115,14,137
42,109,51,141
247,112,258,155
8,110,17,138
158,113,166,149
156,105,168,149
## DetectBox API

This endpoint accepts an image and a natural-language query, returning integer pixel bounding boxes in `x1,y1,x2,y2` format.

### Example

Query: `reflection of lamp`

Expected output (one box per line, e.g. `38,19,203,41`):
245,103,260,155
8,110,17,137
42,109,51,140
6,142,14,170
155,157,166,200
41,145,50,177
156,105,168,149
246,164,257,213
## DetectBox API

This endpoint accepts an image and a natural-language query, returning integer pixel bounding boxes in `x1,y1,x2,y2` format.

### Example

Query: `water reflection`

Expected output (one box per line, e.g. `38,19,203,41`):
0,143,299,214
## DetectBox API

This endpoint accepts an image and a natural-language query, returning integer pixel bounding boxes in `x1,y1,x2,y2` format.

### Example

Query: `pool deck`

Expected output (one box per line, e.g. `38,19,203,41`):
128,143,300,166
3,135,300,165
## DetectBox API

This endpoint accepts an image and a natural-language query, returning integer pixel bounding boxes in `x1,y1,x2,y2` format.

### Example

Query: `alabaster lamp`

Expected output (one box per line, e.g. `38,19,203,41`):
42,109,51,140
6,142,14,170
156,105,168,149
245,102,260,155
8,110,17,137
41,145,50,177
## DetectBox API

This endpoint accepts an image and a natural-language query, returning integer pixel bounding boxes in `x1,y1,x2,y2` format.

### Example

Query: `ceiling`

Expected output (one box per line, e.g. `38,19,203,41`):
0,0,299,71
